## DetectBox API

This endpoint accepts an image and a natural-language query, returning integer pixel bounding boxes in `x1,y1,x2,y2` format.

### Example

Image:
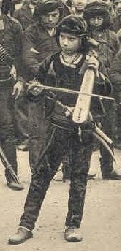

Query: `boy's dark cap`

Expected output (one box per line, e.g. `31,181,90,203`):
56,15,87,36
35,0,63,15
84,1,110,20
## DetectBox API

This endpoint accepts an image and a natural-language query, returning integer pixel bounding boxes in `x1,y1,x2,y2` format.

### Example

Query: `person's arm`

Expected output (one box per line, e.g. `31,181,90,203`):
22,26,42,80
12,20,25,98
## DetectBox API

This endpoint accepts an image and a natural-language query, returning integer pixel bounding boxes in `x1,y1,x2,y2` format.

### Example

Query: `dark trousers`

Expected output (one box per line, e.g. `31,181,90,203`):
20,125,93,230
15,94,29,144
98,99,115,176
0,86,18,182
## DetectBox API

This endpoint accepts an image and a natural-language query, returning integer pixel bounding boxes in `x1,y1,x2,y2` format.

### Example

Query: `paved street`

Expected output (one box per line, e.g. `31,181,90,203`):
0,149,121,251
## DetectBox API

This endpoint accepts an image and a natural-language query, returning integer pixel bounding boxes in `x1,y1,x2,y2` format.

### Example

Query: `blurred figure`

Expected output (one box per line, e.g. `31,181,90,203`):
112,0,121,32
13,0,38,151
71,0,87,17
84,1,121,180
22,0,64,81
13,0,38,30
0,0,24,190
109,29,121,149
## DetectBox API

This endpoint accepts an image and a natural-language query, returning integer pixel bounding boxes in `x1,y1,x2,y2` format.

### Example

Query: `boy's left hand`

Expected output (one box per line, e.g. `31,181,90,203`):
65,106,74,117
12,81,24,99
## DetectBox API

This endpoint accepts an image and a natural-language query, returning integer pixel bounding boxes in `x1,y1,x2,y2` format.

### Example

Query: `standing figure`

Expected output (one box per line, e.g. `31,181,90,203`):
13,0,37,30
84,0,121,180
22,0,64,81
71,0,87,17
0,0,24,190
109,29,121,149
112,0,121,32
13,0,38,151
9,15,113,244
15,0,64,151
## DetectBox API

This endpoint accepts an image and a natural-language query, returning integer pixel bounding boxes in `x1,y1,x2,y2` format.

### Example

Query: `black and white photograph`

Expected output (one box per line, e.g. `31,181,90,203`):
0,0,121,250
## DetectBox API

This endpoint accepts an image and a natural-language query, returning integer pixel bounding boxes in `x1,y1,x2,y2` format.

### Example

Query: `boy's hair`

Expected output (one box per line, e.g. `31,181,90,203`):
56,15,88,53
83,1,110,29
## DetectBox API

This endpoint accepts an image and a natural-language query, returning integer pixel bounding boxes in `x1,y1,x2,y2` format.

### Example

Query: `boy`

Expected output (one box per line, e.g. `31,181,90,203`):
0,0,24,190
9,15,112,244
83,1,121,179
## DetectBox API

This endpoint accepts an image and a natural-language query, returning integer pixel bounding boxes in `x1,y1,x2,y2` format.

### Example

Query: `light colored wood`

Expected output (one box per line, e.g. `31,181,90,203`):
72,69,95,124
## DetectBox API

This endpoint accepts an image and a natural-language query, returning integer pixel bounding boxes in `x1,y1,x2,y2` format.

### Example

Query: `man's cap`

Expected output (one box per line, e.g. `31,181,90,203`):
35,0,63,15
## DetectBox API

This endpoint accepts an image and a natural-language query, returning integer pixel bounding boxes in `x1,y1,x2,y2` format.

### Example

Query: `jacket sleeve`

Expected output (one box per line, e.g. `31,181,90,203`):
109,52,121,83
93,58,112,97
22,27,41,80
13,21,24,81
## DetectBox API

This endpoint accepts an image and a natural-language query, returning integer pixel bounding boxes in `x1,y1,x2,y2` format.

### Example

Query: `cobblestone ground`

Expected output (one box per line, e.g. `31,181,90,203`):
0,149,121,251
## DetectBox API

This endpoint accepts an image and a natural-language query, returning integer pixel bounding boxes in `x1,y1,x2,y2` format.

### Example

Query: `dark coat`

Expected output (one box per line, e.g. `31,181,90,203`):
0,15,23,81
13,4,35,30
88,29,119,76
109,50,121,102
112,15,121,33
22,22,59,81
27,52,112,134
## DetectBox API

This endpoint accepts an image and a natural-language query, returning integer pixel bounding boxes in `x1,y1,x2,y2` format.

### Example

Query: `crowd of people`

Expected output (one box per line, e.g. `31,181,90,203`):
0,0,121,245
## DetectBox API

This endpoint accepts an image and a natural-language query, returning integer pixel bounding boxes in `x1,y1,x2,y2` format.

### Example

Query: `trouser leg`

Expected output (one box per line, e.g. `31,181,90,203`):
15,95,29,144
20,158,54,230
99,146,113,177
20,128,68,230
0,88,18,182
99,100,114,176
65,138,93,228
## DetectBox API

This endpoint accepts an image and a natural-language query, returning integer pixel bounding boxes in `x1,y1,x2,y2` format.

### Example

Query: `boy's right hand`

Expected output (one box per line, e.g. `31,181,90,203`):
86,50,99,77
26,81,45,97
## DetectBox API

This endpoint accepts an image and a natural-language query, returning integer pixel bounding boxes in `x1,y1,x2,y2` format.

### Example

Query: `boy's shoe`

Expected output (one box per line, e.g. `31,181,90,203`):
8,226,33,245
64,227,82,242
7,181,24,191
102,170,121,180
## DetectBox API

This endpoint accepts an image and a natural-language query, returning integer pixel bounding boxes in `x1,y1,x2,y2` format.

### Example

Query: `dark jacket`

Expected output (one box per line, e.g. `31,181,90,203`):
27,51,112,160
22,22,60,81
87,29,119,76
27,52,112,125
0,15,23,83
13,3,35,30
109,50,121,102
112,14,121,33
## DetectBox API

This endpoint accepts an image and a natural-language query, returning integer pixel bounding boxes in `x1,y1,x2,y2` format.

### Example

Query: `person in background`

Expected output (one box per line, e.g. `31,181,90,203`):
13,0,38,30
22,0,64,81
71,0,87,17
13,0,38,151
109,29,121,149
84,0,121,179
112,0,121,32
0,0,24,190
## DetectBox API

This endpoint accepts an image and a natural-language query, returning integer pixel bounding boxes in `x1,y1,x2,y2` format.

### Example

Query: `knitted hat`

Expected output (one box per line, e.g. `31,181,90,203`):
56,15,87,37
83,1,110,28
56,15,88,53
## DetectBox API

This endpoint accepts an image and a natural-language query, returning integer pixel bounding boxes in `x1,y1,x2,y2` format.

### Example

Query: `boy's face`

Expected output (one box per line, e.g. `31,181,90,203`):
115,2,121,14
59,32,81,55
72,0,87,10
41,9,60,28
89,15,104,28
